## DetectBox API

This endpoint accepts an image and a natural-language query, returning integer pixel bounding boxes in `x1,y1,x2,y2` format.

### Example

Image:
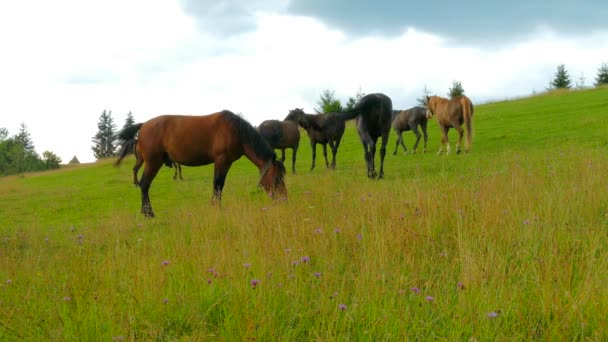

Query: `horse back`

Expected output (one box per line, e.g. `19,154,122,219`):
137,113,232,166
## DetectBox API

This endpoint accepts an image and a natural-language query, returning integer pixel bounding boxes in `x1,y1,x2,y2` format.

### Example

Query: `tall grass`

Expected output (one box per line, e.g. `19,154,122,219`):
1,88,608,340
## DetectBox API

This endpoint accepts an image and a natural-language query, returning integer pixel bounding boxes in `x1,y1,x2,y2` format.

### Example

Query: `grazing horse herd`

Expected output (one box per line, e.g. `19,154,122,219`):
116,93,474,217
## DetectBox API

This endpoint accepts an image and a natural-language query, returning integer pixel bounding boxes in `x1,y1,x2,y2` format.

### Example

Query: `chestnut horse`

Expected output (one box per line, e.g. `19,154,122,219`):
258,116,300,174
392,106,428,155
426,95,474,154
115,110,287,217
284,108,347,170
131,144,183,184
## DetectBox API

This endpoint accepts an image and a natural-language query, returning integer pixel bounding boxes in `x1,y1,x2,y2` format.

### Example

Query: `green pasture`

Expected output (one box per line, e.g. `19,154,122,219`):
1,88,607,340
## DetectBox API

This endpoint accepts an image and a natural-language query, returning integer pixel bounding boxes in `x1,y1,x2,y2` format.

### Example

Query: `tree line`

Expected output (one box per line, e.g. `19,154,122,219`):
0,124,62,176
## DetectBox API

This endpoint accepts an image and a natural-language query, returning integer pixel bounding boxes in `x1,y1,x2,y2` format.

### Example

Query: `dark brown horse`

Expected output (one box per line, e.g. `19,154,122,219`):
115,110,287,217
392,106,428,155
257,116,300,174
351,93,393,179
284,108,348,170
426,95,474,154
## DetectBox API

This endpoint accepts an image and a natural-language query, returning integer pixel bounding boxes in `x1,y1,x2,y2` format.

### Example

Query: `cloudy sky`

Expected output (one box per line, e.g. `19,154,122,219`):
1,0,607,163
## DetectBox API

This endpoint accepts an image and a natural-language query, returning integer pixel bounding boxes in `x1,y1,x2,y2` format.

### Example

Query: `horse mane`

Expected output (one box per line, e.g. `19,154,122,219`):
222,110,276,162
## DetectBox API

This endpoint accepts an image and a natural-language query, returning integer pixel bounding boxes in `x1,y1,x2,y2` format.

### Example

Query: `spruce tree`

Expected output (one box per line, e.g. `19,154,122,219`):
594,63,608,87
448,81,465,99
122,111,135,131
315,89,343,114
551,64,572,89
91,110,118,159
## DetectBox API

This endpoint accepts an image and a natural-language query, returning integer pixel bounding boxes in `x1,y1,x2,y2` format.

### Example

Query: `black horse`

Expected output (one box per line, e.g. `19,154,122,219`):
284,108,349,170
392,106,428,155
351,93,393,179
257,116,300,174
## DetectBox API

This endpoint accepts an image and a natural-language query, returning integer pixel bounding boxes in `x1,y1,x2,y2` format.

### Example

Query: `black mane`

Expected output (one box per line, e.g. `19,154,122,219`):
222,110,276,162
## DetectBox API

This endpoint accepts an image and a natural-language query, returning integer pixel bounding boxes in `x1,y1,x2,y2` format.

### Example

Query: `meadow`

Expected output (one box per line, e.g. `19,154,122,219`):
1,88,608,340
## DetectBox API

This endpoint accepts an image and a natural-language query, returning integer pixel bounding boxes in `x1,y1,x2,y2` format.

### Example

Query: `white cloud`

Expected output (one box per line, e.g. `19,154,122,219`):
1,3,607,163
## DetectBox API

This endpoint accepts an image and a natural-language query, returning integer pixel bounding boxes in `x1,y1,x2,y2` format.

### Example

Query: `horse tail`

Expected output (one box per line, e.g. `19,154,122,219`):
463,98,473,149
115,123,143,166
334,110,359,121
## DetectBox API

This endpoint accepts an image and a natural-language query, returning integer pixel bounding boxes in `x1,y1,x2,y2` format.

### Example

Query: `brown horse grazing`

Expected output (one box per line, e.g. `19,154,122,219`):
131,144,183,184
257,116,300,174
284,108,348,170
392,106,428,155
426,95,474,154
115,110,287,217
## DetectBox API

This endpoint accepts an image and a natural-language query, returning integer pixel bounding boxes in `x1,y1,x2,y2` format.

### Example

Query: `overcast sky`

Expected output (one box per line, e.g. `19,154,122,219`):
1,0,607,163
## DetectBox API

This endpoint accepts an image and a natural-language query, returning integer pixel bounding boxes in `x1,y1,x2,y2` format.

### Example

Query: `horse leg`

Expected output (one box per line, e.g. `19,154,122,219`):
394,131,406,155
291,146,298,174
280,149,286,163
139,161,162,218
331,138,341,169
310,142,317,171
178,164,183,180
438,126,449,155
377,134,387,179
422,122,428,153
133,155,144,186
212,159,231,204
173,163,178,181
322,143,329,168
411,126,422,154
454,124,464,154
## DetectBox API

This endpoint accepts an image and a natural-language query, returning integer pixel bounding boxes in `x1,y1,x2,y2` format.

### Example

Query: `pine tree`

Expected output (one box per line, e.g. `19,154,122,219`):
91,110,118,160
69,156,80,164
448,81,465,99
594,63,608,87
315,89,343,114
14,123,35,155
122,111,135,131
551,64,572,89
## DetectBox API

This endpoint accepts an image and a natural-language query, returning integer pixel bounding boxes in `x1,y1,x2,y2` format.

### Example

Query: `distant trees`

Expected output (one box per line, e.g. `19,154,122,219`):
448,81,465,99
595,63,608,87
0,124,61,176
91,110,118,160
550,64,572,89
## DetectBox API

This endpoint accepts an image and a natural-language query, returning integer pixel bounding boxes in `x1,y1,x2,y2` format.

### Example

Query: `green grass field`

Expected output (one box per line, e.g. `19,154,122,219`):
1,88,608,340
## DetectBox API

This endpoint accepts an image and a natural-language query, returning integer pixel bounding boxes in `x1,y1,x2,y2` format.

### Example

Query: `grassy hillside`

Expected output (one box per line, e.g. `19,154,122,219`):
1,88,607,340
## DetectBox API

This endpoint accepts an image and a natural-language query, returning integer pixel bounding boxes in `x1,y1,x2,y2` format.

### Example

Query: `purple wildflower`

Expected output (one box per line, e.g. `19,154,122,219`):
207,279,212,284
487,311,499,318
338,303,347,310
410,287,421,294
63,297,71,301
6,279,12,284
357,233,363,240
284,248,291,253
457,282,465,290
314,272,322,278
243,263,251,269
301,256,310,263
315,228,323,234
426,296,434,302
163,298,169,304
250,279,260,287
161,260,170,266
334,228,341,233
